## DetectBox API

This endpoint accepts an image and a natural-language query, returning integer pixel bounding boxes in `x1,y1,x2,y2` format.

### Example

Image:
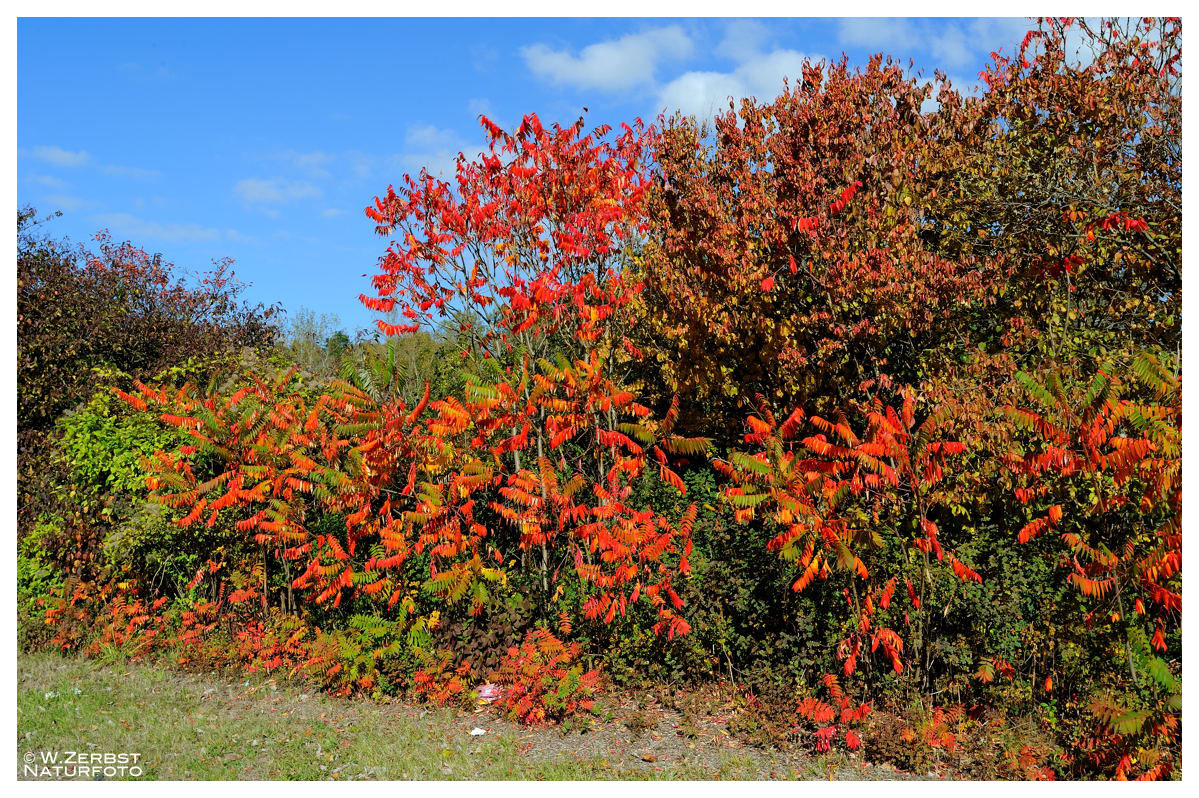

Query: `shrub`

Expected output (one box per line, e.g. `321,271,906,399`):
795,674,871,753
862,704,1060,779
17,210,278,436
232,613,315,675
41,576,167,659
17,209,279,551
493,629,600,726
13,18,1183,780
411,648,475,708
304,614,417,698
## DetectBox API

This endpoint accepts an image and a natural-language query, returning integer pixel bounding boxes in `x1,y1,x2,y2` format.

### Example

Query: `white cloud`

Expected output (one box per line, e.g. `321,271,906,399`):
837,18,919,52
273,150,335,179
225,229,260,244
388,124,475,179
521,26,694,92
131,196,170,210
234,177,321,204
658,71,748,119
657,48,813,119
736,50,810,97
343,150,380,181
41,194,96,211
970,19,1040,54
404,124,453,153
715,19,772,62
471,43,500,74
26,174,68,189
837,18,1035,71
100,164,163,180
467,97,497,122
321,208,346,218
929,25,974,70
257,148,369,183
91,212,223,242
23,146,162,180
259,134,476,186
28,145,92,167
255,123,482,190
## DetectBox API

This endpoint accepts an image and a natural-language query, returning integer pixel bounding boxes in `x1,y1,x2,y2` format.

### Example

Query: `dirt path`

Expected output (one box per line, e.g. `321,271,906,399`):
17,653,929,780
476,689,928,780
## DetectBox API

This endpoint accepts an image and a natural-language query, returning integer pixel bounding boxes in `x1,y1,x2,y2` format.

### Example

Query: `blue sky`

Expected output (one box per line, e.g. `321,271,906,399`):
18,17,1034,335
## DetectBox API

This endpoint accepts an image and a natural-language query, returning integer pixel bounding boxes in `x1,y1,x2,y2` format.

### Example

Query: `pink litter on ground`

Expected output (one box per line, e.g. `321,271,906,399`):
476,683,503,703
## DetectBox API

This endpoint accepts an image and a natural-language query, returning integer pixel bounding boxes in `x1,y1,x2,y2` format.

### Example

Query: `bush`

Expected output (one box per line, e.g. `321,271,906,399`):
14,18,1182,780
17,207,279,548
493,629,600,726
862,704,1060,779
411,648,475,708
305,614,416,698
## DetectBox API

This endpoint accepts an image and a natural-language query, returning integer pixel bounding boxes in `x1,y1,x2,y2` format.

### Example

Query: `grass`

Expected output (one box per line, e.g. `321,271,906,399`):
17,652,767,780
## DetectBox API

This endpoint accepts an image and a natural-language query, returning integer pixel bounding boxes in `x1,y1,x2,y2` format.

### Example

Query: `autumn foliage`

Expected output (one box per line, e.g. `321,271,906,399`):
21,18,1181,778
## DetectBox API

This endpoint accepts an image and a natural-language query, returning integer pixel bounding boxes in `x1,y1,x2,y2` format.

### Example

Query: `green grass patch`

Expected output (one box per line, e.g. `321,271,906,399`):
17,653,761,780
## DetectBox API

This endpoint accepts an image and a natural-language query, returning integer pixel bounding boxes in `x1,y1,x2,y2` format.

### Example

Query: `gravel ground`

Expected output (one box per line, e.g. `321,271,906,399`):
469,689,933,780
18,653,939,780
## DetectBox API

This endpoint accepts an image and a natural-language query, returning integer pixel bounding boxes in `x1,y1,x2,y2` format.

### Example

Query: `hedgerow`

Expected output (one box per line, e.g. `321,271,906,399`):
17,18,1181,778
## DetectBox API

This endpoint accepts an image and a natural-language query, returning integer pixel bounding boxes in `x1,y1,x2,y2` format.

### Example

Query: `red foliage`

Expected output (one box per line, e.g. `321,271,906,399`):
717,387,970,678
493,628,600,726
796,674,871,752
362,113,653,352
